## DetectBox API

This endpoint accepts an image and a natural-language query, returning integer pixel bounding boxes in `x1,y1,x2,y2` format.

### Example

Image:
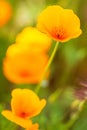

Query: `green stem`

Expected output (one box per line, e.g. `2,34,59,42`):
58,100,86,130
64,99,86,129
48,88,64,103
35,41,59,93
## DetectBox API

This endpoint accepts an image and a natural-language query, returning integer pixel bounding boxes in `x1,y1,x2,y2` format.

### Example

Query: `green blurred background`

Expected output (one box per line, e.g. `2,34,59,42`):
0,0,87,130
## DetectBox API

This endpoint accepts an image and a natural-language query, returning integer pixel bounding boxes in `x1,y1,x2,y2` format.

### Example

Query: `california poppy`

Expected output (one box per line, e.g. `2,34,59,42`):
0,0,12,27
2,88,46,128
3,49,49,84
37,5,82,42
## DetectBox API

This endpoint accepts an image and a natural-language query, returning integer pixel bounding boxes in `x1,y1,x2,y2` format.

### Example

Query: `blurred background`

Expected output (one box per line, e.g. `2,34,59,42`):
0,0,87,130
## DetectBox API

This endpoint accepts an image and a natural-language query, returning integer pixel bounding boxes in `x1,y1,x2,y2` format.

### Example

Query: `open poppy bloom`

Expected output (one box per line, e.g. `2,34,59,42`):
3,48,49,84
2,88,46,128
0,0,12,27
16,27,51,53
37,5,82,42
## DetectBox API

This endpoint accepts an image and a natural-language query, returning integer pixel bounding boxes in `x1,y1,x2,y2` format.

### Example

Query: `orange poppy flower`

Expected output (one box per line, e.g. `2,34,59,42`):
2,88,46,128
3,46,49,84
16,27,51,53
37,5,82,42
0,0,12,27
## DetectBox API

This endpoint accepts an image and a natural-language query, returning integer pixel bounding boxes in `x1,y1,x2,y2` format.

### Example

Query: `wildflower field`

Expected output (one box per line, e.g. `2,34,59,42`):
0,0,87,130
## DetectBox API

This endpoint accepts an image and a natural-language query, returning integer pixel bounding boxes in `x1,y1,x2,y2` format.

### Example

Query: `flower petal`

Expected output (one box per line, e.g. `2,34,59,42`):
2,110,32,128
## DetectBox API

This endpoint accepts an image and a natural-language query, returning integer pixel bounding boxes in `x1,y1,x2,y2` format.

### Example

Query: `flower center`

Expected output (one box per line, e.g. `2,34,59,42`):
19,71,30,78
56,33,64,40
52,27,67,40
19,112,29,118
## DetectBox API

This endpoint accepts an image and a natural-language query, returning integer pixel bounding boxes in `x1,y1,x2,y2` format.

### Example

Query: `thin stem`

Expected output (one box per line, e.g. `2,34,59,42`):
64,99,86,129
48,88,64,103
35,41,59,93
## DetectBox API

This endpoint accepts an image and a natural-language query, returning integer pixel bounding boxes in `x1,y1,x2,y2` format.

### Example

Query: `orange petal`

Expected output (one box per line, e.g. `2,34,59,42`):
26,123,39,130
3,51,49,84
28,99,46,118
0,0,12,27
1,110,32,128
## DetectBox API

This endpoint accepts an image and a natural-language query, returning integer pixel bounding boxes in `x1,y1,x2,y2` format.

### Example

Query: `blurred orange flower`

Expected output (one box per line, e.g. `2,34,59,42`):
0,0,12,27
16,27,51,53
3,45,49,84
37,5,82,42
2,88,46,128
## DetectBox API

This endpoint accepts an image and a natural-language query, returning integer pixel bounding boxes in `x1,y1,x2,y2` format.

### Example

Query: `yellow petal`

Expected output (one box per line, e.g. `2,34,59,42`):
16,27,51,53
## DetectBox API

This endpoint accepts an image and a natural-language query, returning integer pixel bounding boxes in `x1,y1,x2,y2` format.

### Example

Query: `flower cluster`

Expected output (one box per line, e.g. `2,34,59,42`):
2,4,82,130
